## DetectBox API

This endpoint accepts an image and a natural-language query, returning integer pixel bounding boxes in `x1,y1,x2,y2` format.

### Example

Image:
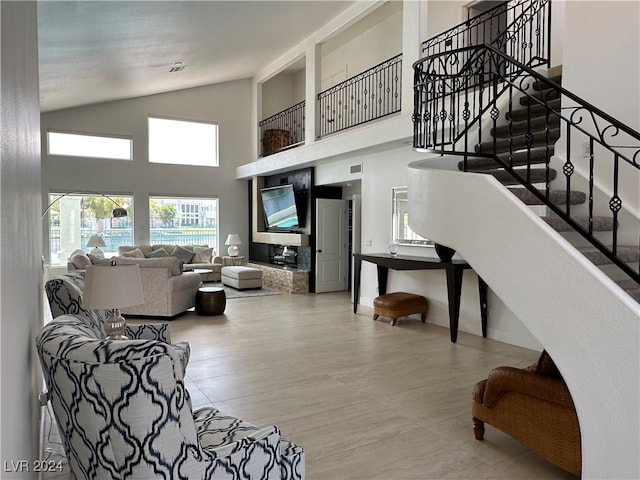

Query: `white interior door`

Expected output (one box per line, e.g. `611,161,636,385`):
315,198,348,293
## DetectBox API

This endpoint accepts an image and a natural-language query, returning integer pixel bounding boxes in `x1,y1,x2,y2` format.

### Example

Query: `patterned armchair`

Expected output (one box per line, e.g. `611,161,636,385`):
36,314,305,480
45,271,190,371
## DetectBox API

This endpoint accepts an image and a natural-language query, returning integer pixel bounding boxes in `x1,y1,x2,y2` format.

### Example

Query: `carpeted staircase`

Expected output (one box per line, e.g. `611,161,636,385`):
458,72,640,302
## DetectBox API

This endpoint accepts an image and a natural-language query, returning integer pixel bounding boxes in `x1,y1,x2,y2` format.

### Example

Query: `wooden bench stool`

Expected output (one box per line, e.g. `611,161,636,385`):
373,292,428,326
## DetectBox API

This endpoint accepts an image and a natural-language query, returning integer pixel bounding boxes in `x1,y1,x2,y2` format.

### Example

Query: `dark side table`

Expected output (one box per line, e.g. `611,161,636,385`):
353,253,488,343
195,286,226,316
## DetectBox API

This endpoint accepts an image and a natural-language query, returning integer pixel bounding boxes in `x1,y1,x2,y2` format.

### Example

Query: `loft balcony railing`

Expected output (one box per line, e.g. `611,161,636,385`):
318,53,402,138
413,44,640,284
259,100,305,157
422,0,552,70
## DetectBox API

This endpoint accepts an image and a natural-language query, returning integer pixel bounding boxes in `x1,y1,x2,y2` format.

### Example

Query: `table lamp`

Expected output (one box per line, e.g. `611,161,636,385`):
86,234,107,255
83,262,144,340
225,234,242,257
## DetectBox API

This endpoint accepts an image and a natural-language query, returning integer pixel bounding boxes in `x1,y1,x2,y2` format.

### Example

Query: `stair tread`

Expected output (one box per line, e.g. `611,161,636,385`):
578,245,640,264
519,89,561,106
459,148,554,171
476,128,560,154
509,188,586,206
616,280,640,303
541,214,614,231
506,98,562,122
479,168,557,185
492,115,561,137
533,76,562,91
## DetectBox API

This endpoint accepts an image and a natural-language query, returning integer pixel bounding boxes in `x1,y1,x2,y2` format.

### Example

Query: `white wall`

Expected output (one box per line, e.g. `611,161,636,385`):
562,1,639,127
558,0,640,222
262,73,305,120
424,0,465,41
321,2,403,88
293,70,306,106
41,80,253,263
550,0,565,67
1,0,42,472
408,162,639,479
315,148,543,350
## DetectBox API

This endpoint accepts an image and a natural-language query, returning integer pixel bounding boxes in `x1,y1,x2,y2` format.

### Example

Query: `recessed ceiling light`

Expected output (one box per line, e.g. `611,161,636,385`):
169,62,186,73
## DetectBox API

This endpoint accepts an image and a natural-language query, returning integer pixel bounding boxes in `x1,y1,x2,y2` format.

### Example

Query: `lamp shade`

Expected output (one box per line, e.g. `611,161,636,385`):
225,234,242,246
86,235,107,248
83,264,144,310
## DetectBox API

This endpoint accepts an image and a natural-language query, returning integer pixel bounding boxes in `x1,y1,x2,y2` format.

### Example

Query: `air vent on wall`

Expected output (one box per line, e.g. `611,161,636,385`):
350,163,362,174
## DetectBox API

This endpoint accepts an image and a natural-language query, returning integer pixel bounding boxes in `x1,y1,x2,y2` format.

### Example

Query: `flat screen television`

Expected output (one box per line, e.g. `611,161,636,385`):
260,184,301,231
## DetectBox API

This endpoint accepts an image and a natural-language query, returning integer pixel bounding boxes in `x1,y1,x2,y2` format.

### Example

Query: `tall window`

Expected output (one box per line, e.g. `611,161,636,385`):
47,193,133,266
47,130,133,160
150,196,219,251
148,116,219,167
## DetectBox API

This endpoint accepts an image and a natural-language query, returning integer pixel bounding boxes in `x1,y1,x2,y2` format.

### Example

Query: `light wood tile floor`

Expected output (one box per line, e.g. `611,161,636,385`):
43,291,578,479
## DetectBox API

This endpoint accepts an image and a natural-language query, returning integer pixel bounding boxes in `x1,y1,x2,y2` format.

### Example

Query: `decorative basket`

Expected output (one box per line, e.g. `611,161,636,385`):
262,129,291,156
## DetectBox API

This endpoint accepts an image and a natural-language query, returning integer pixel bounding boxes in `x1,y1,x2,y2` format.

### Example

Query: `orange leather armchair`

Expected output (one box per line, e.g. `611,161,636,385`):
472,351,581,476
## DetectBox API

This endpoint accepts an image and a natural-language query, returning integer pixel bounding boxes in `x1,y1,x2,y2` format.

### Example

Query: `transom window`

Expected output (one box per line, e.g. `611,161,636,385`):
148,116,219,167
47,130,133,160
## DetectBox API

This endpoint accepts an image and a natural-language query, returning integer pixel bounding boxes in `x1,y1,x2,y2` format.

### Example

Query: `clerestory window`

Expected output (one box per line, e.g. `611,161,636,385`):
148,116,219,167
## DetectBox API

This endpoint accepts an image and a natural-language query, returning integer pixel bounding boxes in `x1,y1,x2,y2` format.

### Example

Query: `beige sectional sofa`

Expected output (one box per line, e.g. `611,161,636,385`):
118,244,223,282
67,251,201,318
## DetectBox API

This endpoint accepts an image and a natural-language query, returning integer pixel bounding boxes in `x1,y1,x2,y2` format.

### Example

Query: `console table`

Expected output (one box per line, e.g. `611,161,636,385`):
353,253,488,343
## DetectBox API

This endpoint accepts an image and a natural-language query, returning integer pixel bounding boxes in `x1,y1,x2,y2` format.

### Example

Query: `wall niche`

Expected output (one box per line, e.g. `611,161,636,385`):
249,167,313,269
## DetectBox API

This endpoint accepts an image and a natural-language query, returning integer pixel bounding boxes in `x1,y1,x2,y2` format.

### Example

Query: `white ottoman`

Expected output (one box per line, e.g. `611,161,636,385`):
221,266,263,290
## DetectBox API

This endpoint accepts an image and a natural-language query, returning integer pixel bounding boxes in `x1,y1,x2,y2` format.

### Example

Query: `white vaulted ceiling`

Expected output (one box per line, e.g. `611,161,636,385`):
37,0,357,112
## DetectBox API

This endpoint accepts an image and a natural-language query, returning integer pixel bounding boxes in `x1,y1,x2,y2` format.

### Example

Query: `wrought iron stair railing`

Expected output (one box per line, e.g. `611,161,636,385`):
413,44,640,285
422,0,551,70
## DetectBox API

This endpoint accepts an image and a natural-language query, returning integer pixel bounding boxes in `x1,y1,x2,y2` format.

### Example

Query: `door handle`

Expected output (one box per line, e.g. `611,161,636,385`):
317,249,322,253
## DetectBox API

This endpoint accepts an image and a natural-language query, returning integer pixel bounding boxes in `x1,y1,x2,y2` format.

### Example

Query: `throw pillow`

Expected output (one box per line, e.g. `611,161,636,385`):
171,245,195,263
90,257,114,266
88,253,108,264
116,256,183,276
146,247,169,258
70,251,91,269
120,248,145,258
192,246,213,263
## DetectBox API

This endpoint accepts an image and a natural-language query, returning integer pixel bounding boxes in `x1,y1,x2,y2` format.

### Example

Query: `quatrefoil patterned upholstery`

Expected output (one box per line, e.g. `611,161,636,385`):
45,271,190,372
36,314,306,480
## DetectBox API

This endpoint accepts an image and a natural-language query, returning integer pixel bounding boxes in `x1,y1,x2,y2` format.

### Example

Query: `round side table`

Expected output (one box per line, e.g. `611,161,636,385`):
195,286,226,316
